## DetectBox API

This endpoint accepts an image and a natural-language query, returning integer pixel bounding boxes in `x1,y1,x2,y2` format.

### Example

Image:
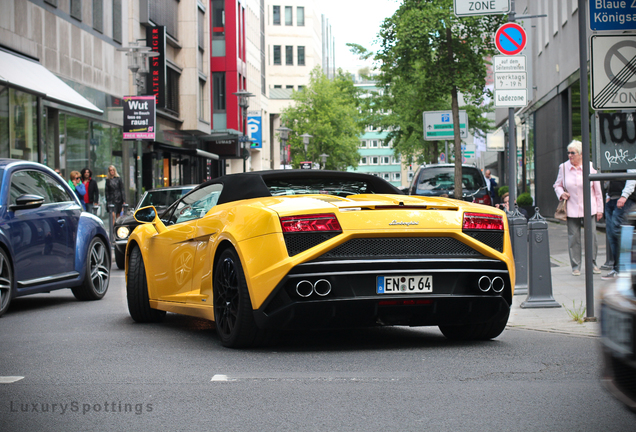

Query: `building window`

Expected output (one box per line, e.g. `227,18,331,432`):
360,157,367,165
199,79,206,120
198,7,205,50
297,46,305,66
149,0,179,40
371,157,379,165
382,173,390,181
297,85,304,91
166,67,180,114
112,0,122,43
70,0,81,20
286,85,294,89
370,140,378,148
393,172,401,181
297,6,304,26
382,140,390,148
381,156,391,165
212,0,225,36
273,45,281,65
285,6,292,25
273,85,282,89
285,46,293,65
359,140,366,148
213,72,226,112
273,5,280,25
93,0,103,32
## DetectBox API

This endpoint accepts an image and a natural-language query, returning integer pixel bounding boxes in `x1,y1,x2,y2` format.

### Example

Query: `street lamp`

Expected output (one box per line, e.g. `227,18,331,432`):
320,153,329,170
116,41,159,95
277,126,292,169
300,133,313,160
233,89,254,172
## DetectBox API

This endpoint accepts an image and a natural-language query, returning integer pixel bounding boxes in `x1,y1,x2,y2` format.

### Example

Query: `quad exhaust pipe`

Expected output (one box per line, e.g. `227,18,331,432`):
295,279,332,297
478,276,505,293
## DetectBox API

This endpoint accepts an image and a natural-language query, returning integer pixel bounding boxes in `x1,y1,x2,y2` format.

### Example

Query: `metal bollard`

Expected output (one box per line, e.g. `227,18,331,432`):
507,206,528,296
123,203,129,215
520,208,561,308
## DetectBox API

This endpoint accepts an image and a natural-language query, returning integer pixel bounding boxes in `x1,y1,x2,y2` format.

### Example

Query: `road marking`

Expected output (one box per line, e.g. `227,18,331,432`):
0,376,24,383
211,374,228,381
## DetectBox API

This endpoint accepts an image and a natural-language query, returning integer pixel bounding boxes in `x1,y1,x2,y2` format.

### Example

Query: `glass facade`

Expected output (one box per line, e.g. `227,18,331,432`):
0,87,37,161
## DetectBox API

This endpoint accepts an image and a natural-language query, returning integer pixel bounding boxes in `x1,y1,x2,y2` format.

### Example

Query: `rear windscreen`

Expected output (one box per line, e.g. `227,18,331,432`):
416,167,485,195
265,178,372,197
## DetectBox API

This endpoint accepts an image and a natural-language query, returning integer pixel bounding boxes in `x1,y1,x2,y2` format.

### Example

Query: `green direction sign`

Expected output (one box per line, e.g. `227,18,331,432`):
423,110,469,141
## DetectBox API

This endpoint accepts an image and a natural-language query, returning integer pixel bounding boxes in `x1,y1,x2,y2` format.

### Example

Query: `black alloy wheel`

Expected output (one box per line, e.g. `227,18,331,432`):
0,249,13,317
126,245,166,323
71,237,110,301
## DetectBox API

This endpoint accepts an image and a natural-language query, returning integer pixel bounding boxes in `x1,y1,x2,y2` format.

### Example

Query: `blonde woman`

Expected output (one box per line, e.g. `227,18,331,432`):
105,165,126,223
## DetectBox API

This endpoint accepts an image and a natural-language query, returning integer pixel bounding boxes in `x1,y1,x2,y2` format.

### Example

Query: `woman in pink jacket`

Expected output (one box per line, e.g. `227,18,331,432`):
553,140,604,276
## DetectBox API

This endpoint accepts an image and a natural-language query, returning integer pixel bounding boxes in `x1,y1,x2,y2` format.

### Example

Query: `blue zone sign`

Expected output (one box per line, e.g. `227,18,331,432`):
590,1,636,31
247,116,262,149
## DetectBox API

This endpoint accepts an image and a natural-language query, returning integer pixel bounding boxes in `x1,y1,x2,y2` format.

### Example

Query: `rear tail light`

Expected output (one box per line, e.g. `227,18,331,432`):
463,212,504,231
280,213,342,233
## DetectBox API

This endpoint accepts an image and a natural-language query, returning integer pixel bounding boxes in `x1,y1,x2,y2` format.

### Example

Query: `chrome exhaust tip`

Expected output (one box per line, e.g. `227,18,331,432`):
313,279,332,296
491,276,505,293
296,280,314,297
478,276,492,292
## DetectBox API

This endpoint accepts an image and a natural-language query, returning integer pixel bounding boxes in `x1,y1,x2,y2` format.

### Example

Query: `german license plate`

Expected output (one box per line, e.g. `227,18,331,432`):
601,305,633,356
377,275,432,294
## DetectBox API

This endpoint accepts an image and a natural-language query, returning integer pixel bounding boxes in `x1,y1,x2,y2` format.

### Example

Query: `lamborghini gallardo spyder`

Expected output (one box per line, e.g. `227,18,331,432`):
125,170,515,347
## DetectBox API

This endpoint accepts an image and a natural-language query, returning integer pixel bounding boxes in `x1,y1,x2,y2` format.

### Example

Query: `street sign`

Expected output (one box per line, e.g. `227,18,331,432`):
493,55,526,72
494,23,527,56
439,152,446,163
454,0,510,17
494,72,527,89
247,112,262,149
591,35,636,110
423,110,468,141
589,1,636,32
494,89,527,107
300,162,312,170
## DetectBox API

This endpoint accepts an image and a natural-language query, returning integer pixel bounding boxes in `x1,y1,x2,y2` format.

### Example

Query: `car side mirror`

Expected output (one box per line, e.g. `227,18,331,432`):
134,206,167,234
10,194,45,211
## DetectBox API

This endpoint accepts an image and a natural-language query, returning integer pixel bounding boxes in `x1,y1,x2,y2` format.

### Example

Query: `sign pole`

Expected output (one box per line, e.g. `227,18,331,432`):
507,9,516,208
578,0,595,320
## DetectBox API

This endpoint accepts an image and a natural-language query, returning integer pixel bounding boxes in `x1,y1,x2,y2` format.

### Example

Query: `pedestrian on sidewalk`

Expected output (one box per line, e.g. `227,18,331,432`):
105,165,126,226
80,168,99,214
553,140,604,276
602,169,636,279
68,170,86,210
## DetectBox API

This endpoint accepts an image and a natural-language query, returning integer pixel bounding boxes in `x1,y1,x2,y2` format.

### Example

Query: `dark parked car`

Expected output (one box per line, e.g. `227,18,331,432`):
0,160,111,317
407,164,491,206
600,212,636,412
113,185,196,269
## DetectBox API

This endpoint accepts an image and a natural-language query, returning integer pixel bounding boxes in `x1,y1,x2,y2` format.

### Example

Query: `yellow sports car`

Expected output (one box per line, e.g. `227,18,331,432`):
125,170,515,347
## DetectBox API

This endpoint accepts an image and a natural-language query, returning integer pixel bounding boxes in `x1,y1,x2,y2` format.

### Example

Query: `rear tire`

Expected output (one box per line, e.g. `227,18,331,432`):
115,248,125,270
0,249,13,317
439,308,510,341
127,245,165,323
213,248,265,348
71,237,110,301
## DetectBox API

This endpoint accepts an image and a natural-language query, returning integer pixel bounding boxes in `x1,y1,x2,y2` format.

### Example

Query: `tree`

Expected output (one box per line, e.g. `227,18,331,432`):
281,67,364,170
374,0,504,194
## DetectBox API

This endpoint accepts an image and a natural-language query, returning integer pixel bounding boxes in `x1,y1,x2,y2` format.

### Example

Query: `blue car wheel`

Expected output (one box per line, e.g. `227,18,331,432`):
0,249,13,317
71,237,110,301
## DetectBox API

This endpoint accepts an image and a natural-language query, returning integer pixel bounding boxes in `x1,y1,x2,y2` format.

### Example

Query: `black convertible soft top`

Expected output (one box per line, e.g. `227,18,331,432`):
192,170,404,205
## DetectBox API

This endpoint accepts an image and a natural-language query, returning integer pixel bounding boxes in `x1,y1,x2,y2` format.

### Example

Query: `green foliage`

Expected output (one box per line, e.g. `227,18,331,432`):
563,300,586,324
281,67,365,170
517,192,533,206
368,0,504,165
498,186,508,197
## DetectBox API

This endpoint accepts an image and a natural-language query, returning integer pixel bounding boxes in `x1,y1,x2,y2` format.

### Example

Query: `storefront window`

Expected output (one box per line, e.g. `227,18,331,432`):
0,86,8,159
8,89,37,161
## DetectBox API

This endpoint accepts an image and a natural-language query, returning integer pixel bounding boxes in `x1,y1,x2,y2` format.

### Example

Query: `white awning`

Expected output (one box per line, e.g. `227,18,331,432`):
0,50,103,115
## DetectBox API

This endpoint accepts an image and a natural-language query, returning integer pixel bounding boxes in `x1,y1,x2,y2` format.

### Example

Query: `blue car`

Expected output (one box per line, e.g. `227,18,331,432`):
0,159,111,317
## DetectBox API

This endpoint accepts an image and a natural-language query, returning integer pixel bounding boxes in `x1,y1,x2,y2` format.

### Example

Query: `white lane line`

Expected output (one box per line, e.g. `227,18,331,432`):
211,374,228,382
0,376,24,383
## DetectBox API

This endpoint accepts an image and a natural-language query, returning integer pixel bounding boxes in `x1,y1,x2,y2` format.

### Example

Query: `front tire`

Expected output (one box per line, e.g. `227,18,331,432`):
439,308,510,341
71,237,110,301
127,245,165,323
0,249,13,317
213,248,263,348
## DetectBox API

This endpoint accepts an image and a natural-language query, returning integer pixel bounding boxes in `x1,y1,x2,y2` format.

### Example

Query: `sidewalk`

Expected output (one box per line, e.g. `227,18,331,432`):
507,219,610,337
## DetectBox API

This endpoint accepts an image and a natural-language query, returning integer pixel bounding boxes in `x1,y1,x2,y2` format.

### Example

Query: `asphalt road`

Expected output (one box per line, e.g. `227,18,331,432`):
0,268,634,431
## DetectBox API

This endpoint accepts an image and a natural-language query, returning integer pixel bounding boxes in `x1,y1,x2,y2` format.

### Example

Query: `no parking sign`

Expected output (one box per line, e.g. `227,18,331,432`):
495,23,527,56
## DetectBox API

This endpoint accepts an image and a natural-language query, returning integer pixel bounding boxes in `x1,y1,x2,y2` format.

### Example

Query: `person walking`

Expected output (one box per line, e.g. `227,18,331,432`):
553,140,604,276
68,170,86,210
602,169,636,279
105,165,126,225
80,168,99,214
485,169,497,204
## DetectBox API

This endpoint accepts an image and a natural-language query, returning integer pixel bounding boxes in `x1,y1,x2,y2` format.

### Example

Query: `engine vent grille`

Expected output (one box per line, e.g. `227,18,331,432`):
284,233,340,256
315,237,482,260
465,231,504,252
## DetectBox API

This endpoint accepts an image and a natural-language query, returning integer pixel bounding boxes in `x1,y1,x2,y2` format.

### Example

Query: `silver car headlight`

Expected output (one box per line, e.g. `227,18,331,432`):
116,226,130,239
